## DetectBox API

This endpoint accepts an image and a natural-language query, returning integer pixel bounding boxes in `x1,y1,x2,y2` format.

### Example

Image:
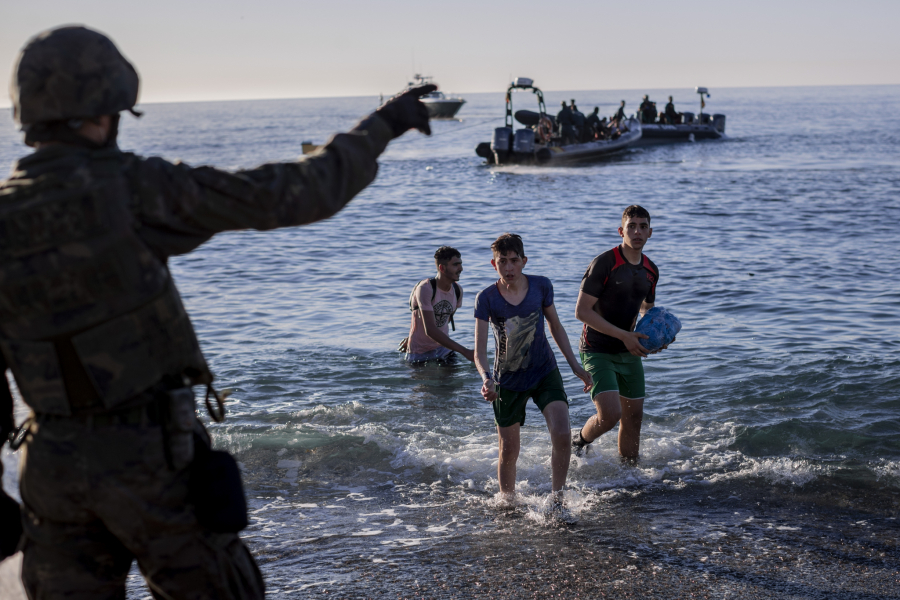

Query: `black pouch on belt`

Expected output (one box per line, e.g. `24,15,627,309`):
0,480,23,559
188,430,249,533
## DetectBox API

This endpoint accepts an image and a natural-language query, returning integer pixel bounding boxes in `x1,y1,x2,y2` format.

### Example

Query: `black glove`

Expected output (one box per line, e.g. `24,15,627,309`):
376,84,437,138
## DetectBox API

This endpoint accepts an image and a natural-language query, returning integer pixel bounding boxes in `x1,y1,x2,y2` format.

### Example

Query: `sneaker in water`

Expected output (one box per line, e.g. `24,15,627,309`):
571,429,590,457
547,492,576,524
550,493,564,514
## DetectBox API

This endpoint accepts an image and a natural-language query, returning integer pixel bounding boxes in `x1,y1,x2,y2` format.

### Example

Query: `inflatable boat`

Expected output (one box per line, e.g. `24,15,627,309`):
475,78,642,166
633,87,726,146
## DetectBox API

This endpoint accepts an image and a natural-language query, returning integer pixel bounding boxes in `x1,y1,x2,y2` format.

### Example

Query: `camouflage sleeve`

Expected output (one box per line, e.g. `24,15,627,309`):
131,114,394,257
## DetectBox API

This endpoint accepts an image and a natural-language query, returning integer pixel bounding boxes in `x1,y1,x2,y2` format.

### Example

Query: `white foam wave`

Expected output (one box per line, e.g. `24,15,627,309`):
220,400,897,496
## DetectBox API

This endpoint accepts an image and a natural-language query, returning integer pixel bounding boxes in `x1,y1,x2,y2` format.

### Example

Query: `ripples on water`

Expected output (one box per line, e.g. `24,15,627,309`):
1,85,899,596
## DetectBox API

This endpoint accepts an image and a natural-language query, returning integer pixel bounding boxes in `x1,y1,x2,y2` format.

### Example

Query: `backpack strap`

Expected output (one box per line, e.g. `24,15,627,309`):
449,281,462,332
410,278,459,332
409,278,432,312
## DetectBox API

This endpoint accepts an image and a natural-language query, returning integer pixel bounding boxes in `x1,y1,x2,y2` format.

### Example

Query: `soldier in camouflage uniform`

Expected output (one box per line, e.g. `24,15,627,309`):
0,25,435,599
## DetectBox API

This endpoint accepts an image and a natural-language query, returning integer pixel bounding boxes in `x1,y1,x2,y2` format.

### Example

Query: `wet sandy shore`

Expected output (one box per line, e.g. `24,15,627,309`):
5,475,898,599
287,480,900,599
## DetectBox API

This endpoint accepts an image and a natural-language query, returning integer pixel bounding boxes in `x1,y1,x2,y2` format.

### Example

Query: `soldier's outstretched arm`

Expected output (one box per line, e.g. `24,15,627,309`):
132,85,436,258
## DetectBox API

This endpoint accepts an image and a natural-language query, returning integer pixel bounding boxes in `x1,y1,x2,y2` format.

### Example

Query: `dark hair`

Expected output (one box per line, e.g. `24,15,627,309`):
622,205,651,224
434,246,461,266
491,233,525,258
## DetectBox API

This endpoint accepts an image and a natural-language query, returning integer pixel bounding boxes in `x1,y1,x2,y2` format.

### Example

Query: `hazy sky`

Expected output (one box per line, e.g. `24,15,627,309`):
2,0,899,106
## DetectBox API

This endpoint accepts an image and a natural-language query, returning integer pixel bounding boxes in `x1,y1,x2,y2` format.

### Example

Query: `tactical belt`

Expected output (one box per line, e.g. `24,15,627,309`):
35,397,164,428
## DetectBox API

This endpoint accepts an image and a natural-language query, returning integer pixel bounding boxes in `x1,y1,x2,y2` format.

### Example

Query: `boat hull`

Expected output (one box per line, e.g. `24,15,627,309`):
424,99,466,119
477,118,642,165
544,121,642,164
634,121,725,146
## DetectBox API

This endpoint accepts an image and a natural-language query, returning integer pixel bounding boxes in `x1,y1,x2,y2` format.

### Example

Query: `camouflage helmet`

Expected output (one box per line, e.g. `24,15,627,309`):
10,25,139,127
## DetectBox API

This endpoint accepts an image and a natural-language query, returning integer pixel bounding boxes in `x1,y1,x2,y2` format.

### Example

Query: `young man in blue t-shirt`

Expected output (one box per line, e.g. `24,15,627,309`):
474,234,592,505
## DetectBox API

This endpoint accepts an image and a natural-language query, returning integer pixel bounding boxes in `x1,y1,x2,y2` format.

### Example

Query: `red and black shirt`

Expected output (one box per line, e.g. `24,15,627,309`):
579,246,659,354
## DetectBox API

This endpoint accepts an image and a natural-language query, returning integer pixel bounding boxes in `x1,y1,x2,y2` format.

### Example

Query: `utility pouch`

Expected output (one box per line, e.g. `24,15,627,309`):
188,430,248,533
163,387,196,471
0,486,22,560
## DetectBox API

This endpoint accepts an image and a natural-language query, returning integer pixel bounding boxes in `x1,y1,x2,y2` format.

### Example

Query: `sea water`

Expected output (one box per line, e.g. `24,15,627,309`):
1,85,899,598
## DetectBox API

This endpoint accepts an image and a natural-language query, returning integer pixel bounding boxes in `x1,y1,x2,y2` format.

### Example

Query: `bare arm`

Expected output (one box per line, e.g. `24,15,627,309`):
574,290,649,358
631,301,654,329
542,303,592,392
474,318,496,402
420,310,474,361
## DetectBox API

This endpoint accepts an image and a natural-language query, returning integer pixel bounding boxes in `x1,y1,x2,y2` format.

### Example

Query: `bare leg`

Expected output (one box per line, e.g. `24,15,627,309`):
541,401,571,492
579,390,622,443
618,396,644,459
496,424,521,495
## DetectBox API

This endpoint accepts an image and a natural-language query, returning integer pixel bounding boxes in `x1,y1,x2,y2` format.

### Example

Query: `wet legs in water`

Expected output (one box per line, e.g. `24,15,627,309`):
496,400,571,495
578,391,644,459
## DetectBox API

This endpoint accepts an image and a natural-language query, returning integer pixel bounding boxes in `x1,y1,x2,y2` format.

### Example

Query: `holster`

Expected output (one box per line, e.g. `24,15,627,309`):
188,428,248,533
158,387,196,471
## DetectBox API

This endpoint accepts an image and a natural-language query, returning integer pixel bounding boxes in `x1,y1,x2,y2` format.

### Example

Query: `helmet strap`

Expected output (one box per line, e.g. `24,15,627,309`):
23,114,120,149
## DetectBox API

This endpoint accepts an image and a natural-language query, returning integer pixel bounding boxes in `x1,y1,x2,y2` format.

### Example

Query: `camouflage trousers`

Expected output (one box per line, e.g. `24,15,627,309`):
18,417,264,600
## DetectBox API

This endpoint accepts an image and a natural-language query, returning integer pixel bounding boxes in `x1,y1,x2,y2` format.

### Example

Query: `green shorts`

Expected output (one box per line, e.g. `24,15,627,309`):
580,351,645,400
493,368,568,428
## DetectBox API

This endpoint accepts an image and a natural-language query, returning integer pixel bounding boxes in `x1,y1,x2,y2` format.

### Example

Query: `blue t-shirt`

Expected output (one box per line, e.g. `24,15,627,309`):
473,275,558,392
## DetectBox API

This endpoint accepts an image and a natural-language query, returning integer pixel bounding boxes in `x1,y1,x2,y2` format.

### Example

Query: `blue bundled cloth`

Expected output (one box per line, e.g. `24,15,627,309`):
635,307,681,353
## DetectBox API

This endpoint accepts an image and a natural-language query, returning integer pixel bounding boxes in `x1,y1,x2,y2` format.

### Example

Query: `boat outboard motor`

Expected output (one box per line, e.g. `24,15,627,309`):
712,114,726,133
491,127,512,164
682,111,694,124
475,142,494,163
699,113,711,124
513,129,535,160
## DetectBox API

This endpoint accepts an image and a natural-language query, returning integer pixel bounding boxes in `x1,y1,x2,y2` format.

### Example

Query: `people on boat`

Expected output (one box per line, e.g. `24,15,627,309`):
663,96,682,124
585,107,610,140
608,115,629,140
556,101,575,145
597,116,611,139
570,100,586,141
639,95,657,124
585,107,601,136
613,100,626,122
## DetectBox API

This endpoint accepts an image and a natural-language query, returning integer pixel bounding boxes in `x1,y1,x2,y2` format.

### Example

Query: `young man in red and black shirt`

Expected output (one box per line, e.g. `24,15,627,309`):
572,205,668,460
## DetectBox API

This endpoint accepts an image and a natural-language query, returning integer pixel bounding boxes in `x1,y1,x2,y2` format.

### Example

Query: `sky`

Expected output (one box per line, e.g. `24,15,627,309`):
2,0,899,106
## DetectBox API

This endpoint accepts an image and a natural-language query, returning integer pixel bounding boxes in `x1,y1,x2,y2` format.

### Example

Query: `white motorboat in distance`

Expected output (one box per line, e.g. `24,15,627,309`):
475,78,642,166
408,74,466,119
